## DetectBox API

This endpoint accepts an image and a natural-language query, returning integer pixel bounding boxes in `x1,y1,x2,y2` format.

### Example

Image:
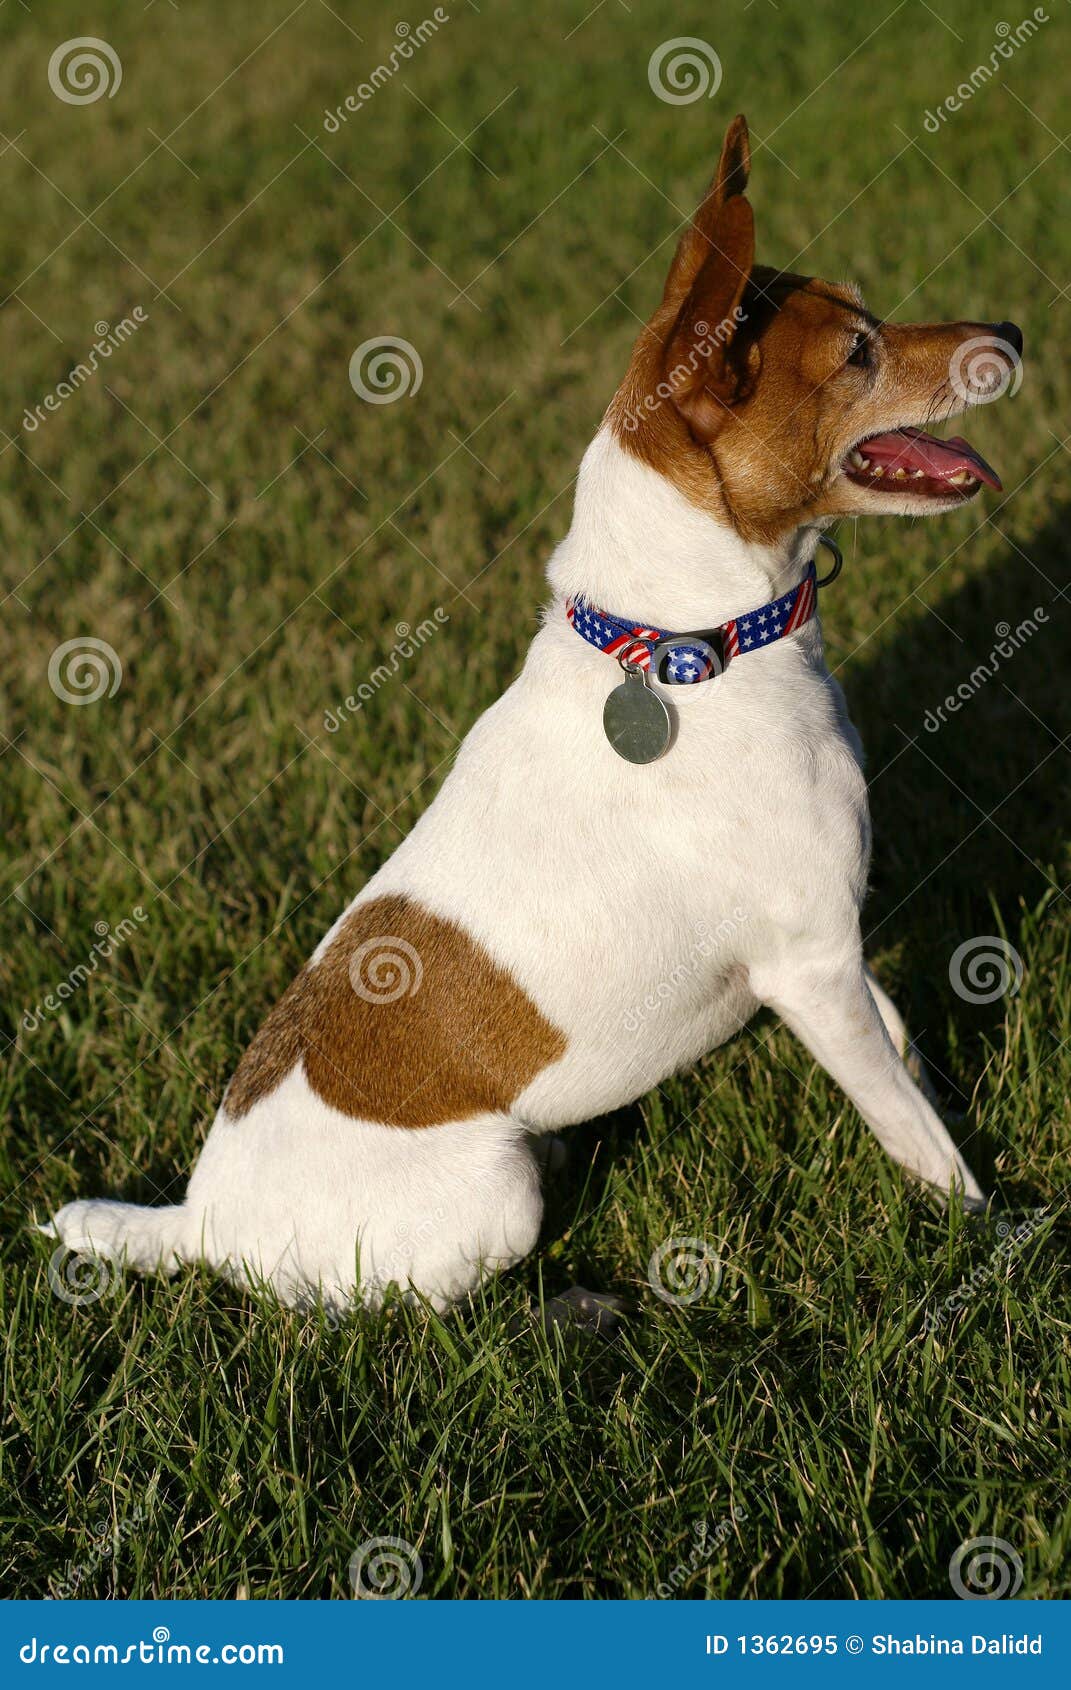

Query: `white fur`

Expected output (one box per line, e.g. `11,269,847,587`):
48,428,983,1309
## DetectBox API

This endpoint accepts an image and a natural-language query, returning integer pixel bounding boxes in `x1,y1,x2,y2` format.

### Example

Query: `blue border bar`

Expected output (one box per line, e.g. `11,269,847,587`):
3,1601,1068,1685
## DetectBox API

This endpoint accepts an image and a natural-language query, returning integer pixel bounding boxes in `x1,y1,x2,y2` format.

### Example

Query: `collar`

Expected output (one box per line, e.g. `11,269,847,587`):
565,537,841,684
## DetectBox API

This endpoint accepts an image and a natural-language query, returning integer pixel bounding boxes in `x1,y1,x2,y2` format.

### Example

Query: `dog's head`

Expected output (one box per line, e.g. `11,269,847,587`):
609,116,1023,547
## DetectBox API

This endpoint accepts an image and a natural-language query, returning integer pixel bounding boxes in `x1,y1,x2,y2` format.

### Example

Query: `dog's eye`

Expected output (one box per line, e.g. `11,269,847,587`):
847,331,872,369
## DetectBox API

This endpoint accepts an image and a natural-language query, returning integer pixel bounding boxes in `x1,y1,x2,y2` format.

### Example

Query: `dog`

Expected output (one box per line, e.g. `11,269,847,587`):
46,116,1022,1316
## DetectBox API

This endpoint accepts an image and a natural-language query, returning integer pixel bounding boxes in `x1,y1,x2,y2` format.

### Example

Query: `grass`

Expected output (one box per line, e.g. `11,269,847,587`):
2,0,1070,1600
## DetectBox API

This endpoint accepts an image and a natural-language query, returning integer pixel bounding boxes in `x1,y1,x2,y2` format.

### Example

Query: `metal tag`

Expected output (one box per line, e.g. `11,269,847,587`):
602,666,671,764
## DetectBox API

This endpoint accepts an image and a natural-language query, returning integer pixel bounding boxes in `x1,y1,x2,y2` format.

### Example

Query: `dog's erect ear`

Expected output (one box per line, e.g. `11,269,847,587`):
661,115,752,307
662,192,756,441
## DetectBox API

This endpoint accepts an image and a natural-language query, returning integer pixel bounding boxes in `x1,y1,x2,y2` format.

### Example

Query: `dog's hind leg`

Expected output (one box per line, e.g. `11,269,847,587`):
864,964,942,1107
754,951,985,1207
42,1199,188,1273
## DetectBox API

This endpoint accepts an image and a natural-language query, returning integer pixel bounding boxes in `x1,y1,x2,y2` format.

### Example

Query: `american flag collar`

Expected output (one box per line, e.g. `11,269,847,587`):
566,561,819,686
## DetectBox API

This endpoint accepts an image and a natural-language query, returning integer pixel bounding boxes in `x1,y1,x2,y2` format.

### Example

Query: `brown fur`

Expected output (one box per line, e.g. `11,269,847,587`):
225,894,567,1128
609,115,1007,546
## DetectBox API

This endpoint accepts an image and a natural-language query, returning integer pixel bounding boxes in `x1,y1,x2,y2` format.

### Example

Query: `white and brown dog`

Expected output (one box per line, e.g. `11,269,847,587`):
47,117,1022,1314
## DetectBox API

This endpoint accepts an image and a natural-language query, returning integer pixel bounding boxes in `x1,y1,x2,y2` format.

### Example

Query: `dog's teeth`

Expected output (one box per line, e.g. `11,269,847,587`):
870,465,884,477
948,470,970,486
893,467,907,479
850,450,867,468
912,469,925,478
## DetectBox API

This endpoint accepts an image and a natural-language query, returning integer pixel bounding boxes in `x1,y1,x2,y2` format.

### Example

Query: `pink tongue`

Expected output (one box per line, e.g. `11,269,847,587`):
860,426,1001,490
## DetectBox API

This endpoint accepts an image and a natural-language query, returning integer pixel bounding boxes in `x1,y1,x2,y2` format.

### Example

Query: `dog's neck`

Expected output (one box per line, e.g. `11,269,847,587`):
547,427,823,631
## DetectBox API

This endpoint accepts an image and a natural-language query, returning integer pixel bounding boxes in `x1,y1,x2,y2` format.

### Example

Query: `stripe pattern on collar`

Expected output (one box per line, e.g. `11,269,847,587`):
566,562,818,684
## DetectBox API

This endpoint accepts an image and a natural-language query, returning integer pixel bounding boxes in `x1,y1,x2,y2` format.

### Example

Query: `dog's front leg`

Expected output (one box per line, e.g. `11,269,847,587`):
753,951,985,1207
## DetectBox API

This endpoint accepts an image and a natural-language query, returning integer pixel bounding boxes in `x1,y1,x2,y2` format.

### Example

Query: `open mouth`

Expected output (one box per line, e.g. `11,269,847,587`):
842,425,1001,501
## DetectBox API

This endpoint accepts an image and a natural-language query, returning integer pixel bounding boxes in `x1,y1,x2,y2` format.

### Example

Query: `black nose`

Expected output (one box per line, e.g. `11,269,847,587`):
993,320,1023,356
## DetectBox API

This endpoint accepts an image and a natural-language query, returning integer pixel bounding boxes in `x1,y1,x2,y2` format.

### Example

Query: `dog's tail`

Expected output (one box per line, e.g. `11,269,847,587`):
41,1198,188,1274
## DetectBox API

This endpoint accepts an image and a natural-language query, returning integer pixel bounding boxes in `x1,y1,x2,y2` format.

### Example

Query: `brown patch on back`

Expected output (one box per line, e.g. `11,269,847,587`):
224,894,567,1128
